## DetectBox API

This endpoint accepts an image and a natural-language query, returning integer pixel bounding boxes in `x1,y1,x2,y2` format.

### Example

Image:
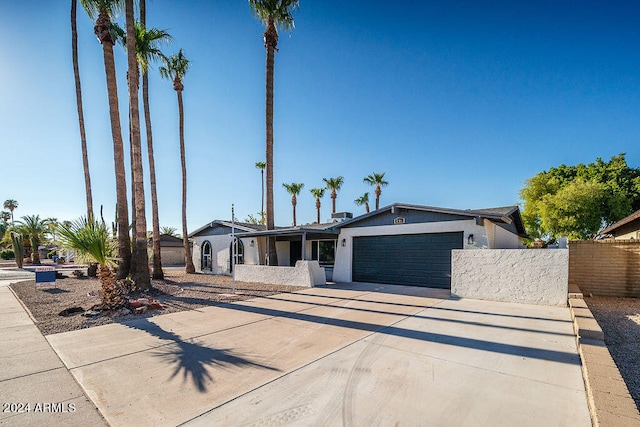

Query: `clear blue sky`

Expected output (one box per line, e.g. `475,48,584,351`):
1,1,639,231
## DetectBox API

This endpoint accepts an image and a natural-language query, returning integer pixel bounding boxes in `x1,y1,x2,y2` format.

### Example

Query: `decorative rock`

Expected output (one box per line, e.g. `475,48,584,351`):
148,302,164,310
59,306,84,317
134,306,147,315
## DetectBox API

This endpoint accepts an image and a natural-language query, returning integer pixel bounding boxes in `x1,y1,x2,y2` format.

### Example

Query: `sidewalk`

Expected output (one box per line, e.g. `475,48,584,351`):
0,280,106,426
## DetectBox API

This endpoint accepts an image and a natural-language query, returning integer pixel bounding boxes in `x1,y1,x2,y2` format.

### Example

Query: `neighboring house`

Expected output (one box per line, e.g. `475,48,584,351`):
331,203,527,288
189,221,265,274
189,203,527,289
598,209,640,240
148,234,187,266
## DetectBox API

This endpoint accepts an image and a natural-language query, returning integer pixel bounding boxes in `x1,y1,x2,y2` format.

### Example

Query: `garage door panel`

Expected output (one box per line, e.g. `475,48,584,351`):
352,232,463,288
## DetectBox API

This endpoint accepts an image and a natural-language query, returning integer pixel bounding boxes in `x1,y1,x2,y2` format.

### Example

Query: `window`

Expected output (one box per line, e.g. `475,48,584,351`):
229,238,244,272
202,241,212,271
311,240,336,265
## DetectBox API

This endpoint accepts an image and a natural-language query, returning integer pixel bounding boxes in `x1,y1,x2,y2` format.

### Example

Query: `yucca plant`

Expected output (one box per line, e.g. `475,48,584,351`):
57,217,126,309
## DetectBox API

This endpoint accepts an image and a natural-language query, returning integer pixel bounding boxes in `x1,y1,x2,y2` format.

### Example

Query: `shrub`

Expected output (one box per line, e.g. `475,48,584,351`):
0,249,14,260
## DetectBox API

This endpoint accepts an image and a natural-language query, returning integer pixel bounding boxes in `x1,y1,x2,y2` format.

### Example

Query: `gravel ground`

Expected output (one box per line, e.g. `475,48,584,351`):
10,271,305,336
585,296,640,410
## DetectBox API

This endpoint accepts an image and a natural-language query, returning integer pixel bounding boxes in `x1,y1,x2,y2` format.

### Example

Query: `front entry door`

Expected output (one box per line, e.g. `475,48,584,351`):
289,241,302,266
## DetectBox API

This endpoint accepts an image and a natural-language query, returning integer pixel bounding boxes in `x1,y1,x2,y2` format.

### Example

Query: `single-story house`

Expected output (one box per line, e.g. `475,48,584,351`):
598,209,640,240
189,203,527,289
148,234,187,266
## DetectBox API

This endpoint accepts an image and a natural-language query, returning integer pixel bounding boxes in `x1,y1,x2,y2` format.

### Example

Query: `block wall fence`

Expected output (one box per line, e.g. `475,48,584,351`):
569,240,640,298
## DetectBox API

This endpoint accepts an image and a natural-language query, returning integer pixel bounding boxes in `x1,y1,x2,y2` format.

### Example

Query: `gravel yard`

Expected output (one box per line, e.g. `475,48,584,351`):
585,296,640,410
10,271,305,336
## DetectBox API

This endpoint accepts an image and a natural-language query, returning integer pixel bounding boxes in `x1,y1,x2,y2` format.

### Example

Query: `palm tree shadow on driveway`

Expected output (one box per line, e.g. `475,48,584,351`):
123,318,279,392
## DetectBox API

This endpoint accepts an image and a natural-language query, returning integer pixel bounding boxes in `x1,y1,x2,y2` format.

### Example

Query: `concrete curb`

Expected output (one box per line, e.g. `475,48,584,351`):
568,288,640,426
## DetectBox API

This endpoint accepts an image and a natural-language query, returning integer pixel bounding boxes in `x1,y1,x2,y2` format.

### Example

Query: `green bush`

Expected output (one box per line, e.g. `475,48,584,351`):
0,249,15,260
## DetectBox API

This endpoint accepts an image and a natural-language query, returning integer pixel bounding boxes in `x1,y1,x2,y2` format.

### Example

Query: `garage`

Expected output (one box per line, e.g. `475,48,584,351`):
352,232,463,288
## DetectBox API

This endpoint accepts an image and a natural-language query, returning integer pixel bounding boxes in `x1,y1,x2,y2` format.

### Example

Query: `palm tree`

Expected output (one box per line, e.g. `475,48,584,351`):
355,192,370,213
255,161,266,223
250,0,299,266
140,0,167,280
282,182,304,226
364,172,389,210
160,49,196,274
114,18,171,281
0,211,10,227
80,0,131,279
323,176,344,214
3,200,18,226
310,188,325,223
16,215,49,265
160,226,178,237
58,217,126,309
72,0,93,220
45,218,59,245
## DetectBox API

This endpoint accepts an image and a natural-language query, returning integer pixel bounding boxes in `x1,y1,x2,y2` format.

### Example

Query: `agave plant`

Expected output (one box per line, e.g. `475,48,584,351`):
57,217,126,309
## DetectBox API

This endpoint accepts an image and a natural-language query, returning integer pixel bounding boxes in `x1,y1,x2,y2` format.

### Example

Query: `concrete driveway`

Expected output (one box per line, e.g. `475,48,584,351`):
46,282,591,426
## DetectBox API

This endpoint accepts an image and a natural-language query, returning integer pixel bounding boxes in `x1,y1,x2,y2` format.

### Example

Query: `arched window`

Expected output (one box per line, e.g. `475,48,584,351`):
229,238,244,272
202,241,212,272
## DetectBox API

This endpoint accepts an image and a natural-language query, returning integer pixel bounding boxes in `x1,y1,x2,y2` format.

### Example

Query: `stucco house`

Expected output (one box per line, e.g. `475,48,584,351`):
189,203,526,289
598,209,640,240
149,234,186,266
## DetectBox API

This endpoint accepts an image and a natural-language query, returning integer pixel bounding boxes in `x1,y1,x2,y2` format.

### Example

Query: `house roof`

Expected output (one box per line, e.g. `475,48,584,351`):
599,209,640,235
188,220,265,238
238,222,339,238
331,203,527,236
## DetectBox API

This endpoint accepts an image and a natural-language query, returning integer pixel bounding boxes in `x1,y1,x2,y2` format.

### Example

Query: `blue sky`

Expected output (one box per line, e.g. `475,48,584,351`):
1,1,639,231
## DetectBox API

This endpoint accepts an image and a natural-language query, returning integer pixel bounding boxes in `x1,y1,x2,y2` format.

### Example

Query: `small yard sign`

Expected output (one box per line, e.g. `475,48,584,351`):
35,266,56,287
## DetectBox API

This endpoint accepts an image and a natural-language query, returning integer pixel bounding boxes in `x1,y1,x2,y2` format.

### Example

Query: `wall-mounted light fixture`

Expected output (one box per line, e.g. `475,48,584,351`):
341,238,346,247
467,234,474,245
250,239,255,247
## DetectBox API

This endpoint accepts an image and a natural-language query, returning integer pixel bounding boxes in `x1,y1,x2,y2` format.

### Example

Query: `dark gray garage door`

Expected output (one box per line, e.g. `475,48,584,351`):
352,232,463,288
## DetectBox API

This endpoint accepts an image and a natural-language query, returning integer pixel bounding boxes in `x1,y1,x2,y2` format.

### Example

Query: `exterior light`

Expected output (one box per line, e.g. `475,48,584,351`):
250,239,255,247
467,234,474,245
341,238,346,247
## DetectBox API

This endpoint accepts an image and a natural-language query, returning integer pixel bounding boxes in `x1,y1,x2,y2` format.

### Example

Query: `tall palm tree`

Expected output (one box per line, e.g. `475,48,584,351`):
282,182,304,226
255,161,266,223
310,188,325,224
3,200,18,226
123,0,151,288
364,172,389,210
58,217,126,309
250,0,299,266
114,18,171,281
71,0,93,220
323,176,344,214
355,192,370,213
16,215,49,265
80,0,131,279
160,49,196,274
160,226,178,237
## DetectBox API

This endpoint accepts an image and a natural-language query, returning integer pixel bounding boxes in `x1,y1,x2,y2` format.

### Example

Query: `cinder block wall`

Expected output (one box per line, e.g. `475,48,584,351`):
451,249,568,306
569,240,640,297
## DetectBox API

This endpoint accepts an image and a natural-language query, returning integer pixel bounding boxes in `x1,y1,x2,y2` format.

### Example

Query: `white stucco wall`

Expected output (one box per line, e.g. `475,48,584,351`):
276,241,290,266
332,219,488,283
235,261,326,287
451,249,568,306
192,236,259,274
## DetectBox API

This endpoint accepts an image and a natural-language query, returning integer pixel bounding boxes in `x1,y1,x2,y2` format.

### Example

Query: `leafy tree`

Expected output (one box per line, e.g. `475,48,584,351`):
244,213,265,225
363,172,388,210
323,176,344,214
80,0,131,279
520,154,640,240
250,0,299,265
3,200,18,226
16,215,50,264
160,49,196,274
355,192,370,213
282,182,304,226
310,188,325,223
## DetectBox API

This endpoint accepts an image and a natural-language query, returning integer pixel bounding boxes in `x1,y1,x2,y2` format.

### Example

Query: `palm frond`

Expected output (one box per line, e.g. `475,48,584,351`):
57,217,116,267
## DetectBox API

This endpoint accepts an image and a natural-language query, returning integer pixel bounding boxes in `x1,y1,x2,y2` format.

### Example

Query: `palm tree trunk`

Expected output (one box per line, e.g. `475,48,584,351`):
375,185,382,210
71,0,93,220
292,195,297,226
31,238,40,264
178,89,196,273
366,202,370,213
98,12,131,279
126,0,150,288
261,168,265,221
316,199,321,223
264,18,278,266
332,191,337,214
140,0,163,280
